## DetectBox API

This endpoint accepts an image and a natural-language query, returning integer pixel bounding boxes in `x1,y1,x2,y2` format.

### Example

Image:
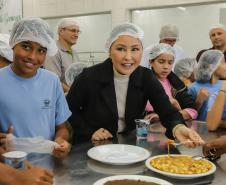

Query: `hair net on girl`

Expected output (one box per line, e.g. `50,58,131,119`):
0,34,13,62
105,23,144,50
174,58,197,78
159,24,179,40
9,17,57,56
149,43,175,61
195,50,224,82
65,62,88,86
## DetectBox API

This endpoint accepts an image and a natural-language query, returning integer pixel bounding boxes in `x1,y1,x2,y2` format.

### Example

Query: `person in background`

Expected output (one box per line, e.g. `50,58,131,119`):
173,57,197,87
196,24,226,62
188,50,226,130
64,62,88,87
145,43,197,122
141,24,186,68
203,135,226,158
67,23,204,147
0,34,13,68
45,18,80,93
0,17,71,158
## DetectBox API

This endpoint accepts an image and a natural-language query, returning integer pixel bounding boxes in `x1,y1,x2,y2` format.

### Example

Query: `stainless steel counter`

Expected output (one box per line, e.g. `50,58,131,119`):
28,121,226,185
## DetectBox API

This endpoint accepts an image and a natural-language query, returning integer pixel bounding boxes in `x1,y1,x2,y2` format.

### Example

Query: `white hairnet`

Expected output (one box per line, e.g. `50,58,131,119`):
57,18,80,29
105,23,144,51
9,17,57,56
65,62,88,86
0,34,13,62
174,58,197,78
159,24,179,40
149,43,175,61
209,23,226,35
195,50,224,82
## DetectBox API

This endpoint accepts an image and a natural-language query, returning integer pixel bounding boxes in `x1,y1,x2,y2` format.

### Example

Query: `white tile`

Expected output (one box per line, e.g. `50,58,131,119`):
84,0,106,13
39,4,57,17
64,0,85,15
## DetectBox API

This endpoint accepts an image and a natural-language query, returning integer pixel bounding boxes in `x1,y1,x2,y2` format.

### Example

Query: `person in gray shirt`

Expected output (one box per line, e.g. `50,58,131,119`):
45,18,80,93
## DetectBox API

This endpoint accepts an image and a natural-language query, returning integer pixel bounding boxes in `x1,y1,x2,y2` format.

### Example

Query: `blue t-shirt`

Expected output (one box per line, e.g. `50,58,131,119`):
0,66,71,140
188,80,226,121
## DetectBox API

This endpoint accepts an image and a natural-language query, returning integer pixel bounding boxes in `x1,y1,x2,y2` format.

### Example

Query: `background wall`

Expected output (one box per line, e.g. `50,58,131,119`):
132,3,226,58
22,0,226,62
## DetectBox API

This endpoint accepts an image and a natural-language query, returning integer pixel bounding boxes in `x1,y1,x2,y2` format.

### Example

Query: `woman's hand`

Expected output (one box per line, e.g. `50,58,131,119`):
91,128,113,141
174,125,205,148
53,137,71,158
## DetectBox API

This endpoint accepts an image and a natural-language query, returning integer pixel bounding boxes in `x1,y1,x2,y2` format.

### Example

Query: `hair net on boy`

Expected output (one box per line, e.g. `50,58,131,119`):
0,34,13,62
9,17,57,56
159,24,179,40
105,23,144,50
149,43,175,61
57,18,80,29
174,58,197,78
65,62,88,86
195,50,224,82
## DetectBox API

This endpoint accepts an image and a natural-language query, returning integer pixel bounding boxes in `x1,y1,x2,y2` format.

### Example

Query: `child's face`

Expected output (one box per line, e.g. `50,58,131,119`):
11,41,47,78
150,53,174,80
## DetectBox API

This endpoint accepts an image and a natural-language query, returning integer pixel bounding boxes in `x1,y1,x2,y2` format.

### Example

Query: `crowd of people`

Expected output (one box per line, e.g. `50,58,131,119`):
0,16,226,185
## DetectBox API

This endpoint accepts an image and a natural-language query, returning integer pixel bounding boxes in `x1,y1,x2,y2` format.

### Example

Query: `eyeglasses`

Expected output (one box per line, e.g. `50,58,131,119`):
63,28,81,34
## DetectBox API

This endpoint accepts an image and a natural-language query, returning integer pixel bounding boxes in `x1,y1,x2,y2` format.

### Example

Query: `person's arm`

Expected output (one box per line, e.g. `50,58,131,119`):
61,81,70,93
52,122,71,159
206,81,226,131
67,69,98,143
0,162,54,185
179,110,192,120
195,88,210,110
144,70,204,146
203,135,226,157
52,77,72,158
55,122,70,141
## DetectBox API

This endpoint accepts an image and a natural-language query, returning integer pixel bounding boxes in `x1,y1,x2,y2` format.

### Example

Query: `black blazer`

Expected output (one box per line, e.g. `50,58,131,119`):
167,72,196,110
67,58,184,144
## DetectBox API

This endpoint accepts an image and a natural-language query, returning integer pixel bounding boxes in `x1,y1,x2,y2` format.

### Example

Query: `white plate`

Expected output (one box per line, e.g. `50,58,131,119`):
87,144,150,165
93,175,172,185
87,159,145,175
145,154,216,179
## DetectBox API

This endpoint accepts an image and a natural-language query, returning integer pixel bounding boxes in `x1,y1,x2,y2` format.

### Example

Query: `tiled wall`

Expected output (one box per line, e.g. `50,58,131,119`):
23,0,225,26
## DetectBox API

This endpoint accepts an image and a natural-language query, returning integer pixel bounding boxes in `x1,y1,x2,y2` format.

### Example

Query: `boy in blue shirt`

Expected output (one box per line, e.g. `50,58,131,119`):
0,17,71,158
188,50,226,131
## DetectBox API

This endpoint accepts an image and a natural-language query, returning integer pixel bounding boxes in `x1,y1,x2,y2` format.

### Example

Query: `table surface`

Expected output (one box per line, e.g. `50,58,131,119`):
28,121,226,185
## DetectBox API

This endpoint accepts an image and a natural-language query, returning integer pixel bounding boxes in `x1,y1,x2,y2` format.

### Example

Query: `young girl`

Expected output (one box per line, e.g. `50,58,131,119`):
67,23,203,147
188,50,226,131
145,43,197,122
